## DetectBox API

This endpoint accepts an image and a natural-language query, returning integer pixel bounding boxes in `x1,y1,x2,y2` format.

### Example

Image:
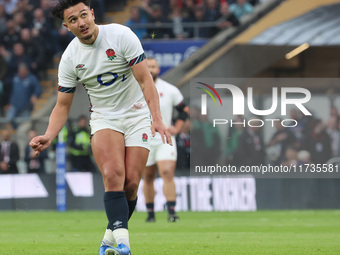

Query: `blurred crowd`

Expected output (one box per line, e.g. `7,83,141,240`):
0,0,76,126
191,106,340,167
0,115,191,174
3,104,340,174
126,0,261,39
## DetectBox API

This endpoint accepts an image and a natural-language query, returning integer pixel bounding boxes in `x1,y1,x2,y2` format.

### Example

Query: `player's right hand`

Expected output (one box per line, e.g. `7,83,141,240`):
29,135,51,156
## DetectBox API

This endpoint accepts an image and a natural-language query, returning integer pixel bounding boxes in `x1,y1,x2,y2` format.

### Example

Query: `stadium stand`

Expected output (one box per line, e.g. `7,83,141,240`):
1,0,340,174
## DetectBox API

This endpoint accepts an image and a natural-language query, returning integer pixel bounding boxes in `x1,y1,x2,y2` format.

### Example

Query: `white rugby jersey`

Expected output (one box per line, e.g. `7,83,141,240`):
58,24,149,119
151,78,184,145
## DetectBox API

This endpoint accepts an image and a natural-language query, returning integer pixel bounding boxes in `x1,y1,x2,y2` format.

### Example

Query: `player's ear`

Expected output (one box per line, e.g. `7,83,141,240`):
62,22,70,31
91,8,95,20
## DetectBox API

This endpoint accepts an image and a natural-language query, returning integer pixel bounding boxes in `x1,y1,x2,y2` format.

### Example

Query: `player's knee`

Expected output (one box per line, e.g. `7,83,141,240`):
143,172,156,183
102,167,124,190
125,181,139,199
160,169,174,182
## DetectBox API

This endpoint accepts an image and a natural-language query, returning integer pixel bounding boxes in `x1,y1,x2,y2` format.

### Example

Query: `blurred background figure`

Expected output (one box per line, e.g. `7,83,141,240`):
304,119,332,164
68,115,96,172
25,129,48,174
224,115,244,164
0,129,19,174
216,2,239,33
267,119,296,165
234,123,265,166
229,0,254,20
176,119,190,170
125,6,147,40
5,63,41,129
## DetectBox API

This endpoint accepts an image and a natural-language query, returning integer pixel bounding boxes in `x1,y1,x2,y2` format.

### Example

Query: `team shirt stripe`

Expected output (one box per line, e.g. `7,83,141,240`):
58,86,76,93
129,53,146,66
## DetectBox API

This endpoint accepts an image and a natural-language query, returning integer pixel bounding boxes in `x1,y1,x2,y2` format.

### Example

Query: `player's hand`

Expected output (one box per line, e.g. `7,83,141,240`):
151,119,172,146
167,125,179,136
29,135,51,156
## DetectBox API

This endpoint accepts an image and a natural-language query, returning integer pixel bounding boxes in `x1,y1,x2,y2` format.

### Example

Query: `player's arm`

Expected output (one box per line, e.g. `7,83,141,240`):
131,60,172,145
30,91,74,155
168,102,190,135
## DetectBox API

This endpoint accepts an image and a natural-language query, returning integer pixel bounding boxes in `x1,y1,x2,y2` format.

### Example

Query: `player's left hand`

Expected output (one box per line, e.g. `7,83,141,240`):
151,119,172,145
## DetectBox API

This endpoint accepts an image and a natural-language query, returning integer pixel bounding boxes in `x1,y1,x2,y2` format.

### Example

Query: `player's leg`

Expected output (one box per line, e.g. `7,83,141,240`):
143,164,157,222
91,129,130,255
122,114,151,224
157,160,179,222
124,146,149,220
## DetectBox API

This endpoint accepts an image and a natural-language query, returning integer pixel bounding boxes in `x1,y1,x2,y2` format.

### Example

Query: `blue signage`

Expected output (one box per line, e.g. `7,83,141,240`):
142,39,207,75
56,141,67,212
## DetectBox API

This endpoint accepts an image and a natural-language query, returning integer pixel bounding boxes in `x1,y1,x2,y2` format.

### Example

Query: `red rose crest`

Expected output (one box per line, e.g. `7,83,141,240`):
106,49,116,61
142,133,148,142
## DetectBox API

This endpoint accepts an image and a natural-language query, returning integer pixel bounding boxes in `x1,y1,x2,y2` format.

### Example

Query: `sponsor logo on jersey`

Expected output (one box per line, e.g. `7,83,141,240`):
106,48,117,61
75,64,86,70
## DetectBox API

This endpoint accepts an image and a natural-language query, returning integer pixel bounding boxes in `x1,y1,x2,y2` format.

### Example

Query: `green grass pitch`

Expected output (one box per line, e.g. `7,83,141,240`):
0,210,340,254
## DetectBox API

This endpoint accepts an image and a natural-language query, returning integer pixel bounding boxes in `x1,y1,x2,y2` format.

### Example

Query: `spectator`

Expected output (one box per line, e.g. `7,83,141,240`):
31,8,60,57
0,4,8,36
191,107,221,166
267,119,296,165
176,119,190,169
287,109,306,150
282,146,298,166
14,0,33,22
225,115,244,164
216,2,239,31
125,6,147,40
0,45,10,112
181,0,195,22
297,150,312,165
55,24,74,53
327,116,340,157
91,0,106,23
1,19,20,49
7,42,31,78
187,5,210,38
0,0,18,16
6,63,41,129
234,123,265,166
140,0,154,22
0,129,19,174
148,4,173,39
229,0,254,20
170,7,186,38
12,11,28,30
330,105,340,130
305,119,332,164
205,0,220,22
68,115,96,172
19,28,46,78
39,0,55,28
25,129,48,173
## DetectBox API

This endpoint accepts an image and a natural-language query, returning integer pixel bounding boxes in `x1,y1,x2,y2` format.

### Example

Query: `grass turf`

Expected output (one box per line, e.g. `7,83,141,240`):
0,210,340,254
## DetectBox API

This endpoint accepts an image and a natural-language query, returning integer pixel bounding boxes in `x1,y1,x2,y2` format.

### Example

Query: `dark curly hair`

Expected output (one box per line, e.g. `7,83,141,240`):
52,0,91,21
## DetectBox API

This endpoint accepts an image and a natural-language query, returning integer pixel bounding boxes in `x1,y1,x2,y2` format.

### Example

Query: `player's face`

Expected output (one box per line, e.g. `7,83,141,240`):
146,59,160,81
63,3,98,45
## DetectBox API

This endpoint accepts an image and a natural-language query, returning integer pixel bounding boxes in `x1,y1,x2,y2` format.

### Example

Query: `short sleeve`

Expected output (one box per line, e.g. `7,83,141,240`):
58,55,78,88
172,85,184,107
121,27,145,66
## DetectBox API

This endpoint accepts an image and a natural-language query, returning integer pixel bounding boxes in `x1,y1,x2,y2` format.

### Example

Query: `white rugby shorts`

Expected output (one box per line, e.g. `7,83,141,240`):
90,114,152,150
146,136,177,166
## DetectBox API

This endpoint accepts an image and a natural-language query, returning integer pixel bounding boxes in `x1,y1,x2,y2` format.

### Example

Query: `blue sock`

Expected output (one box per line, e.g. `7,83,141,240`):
104,191,128,230
127,197,137,220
